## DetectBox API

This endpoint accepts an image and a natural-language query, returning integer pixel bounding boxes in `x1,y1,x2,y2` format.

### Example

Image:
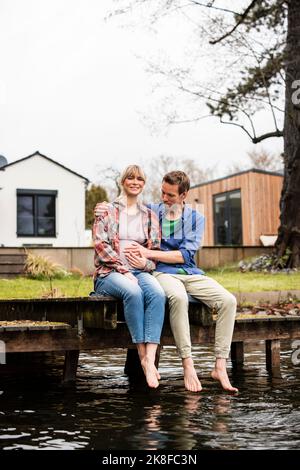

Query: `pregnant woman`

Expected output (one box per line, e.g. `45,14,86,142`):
92,165,165,388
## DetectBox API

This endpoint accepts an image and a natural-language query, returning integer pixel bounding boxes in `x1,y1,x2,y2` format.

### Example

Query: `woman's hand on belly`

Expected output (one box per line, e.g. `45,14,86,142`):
124,242,150,259
125,252,147,270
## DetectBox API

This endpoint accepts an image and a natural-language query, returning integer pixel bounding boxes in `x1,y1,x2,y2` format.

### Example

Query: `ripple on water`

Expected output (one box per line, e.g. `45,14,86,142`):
1,341,300,449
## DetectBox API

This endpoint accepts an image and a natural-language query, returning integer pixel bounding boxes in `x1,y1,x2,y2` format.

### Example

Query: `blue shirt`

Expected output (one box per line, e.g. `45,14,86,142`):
147,203,205,275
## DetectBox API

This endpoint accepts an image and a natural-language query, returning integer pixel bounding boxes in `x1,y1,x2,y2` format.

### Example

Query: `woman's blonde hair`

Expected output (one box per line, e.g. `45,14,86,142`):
120,165,146,185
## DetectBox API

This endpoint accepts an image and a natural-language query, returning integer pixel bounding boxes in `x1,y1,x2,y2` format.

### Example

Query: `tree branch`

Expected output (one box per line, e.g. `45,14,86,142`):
220,118,254,141
169,114,215,124
209,0,259,45
252,130,283,143
189,1,239,16
238,31,282,133
219,117,283,143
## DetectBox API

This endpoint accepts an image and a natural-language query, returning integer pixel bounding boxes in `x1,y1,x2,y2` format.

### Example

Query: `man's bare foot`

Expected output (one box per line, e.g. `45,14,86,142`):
211,367,238,393
182,358,202,392
141,358,159,388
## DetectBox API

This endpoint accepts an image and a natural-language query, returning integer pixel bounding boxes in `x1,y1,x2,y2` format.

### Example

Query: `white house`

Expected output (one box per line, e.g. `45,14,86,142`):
0,151,89,247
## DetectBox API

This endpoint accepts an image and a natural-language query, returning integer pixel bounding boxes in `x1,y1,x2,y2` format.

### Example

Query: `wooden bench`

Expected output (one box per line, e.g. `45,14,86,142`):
0,296,299,383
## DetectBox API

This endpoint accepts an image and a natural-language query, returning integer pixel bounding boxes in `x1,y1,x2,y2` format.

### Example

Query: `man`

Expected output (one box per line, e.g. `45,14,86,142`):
95,170,238,393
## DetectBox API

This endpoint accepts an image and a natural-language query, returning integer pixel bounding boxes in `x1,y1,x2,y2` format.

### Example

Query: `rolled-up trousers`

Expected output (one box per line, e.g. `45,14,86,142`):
153,272,237,359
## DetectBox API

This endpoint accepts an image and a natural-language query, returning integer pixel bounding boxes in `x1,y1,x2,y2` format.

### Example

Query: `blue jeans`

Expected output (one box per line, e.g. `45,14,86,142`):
94,271,166,344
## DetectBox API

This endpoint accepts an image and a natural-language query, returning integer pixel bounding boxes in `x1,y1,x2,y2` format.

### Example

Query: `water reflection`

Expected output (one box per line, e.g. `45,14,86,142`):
1,341,300,449
211,396,231,434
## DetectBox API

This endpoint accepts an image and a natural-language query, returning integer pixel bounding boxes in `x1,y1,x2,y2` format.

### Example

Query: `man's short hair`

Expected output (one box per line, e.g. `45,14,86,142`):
162,171,190,194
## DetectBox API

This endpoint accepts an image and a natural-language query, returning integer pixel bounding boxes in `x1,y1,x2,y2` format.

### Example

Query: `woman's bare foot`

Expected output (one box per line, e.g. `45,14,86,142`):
211,360,238,393
141,357,159,388
182,358,202,392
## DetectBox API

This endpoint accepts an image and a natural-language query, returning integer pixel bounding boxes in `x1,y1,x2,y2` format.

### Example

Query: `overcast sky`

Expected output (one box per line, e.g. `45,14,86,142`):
0,0,283,185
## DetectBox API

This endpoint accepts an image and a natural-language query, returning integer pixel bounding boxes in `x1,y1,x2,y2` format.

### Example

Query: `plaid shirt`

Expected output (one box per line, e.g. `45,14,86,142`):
93,197,161,278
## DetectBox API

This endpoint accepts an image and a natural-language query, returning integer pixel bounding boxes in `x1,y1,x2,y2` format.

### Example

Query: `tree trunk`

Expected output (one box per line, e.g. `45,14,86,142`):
275,0,300,268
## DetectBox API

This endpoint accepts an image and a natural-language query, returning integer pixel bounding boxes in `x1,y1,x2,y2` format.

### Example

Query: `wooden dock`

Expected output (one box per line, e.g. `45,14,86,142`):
0,296,299,383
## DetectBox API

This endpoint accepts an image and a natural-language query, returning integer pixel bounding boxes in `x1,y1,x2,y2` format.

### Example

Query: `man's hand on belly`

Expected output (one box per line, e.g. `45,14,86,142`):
124,242,151,259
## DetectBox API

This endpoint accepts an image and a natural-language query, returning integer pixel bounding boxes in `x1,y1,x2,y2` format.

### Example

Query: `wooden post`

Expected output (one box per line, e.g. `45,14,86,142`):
63,350,79,383
155,345,161,369
124,348,144,378
231,342,244,366
265,339,281,371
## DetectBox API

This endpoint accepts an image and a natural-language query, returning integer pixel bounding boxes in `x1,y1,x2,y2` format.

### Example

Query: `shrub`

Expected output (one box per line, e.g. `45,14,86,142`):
24,252,70,280
238,248,297,273
69,267,84,278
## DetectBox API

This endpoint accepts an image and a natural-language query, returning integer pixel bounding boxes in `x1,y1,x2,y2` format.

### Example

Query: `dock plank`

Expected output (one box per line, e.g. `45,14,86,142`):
0,296,213,329
1,297,300,380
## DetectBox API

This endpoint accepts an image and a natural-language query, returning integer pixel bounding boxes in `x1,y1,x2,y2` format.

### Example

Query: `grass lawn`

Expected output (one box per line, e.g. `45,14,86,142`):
0,269,299,299
208,269,300,293
0,276,93,300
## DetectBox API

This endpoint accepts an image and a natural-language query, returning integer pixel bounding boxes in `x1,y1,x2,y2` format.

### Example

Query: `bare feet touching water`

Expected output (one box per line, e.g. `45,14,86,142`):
211,360,238,393
140,355,237,393
182,358,202,392
141,357,160,388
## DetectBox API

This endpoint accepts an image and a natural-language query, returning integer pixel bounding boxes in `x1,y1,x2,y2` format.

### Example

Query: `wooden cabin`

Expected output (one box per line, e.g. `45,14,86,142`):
186,169,283,246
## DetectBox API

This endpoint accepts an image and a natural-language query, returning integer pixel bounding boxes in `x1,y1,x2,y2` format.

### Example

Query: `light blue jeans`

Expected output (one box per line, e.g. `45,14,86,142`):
94,271,166,344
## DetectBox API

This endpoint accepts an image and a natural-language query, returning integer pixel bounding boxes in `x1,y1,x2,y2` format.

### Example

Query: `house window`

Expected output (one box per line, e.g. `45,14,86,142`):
17,189,57,237
213,189,242,245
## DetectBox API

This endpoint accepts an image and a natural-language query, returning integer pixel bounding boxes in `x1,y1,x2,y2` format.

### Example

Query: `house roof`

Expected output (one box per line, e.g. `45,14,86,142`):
0,151,90,183
190,167,283,190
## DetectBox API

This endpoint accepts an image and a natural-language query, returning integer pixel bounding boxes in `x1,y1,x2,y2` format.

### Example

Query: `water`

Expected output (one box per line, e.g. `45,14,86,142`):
1,341,300,450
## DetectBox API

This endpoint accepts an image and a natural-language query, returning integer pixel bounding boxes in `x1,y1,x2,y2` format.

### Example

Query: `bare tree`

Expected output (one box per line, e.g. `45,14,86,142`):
109,1,300,268
96,166,121,201
141,155,216,202
247,148,283,171
142,155,177,202
227,148,284,173
110,0,285,144
97,156,216,204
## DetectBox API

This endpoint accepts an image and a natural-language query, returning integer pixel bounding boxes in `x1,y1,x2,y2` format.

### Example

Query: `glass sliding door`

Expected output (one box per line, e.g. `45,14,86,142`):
213,190,242,245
